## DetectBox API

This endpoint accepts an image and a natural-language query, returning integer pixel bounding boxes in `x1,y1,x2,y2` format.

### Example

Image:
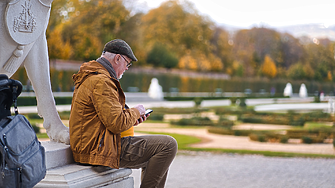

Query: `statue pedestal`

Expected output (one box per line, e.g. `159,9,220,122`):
35,141,134,188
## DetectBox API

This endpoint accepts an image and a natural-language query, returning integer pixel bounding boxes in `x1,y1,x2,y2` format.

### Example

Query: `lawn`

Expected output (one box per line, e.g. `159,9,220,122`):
139,131,335,159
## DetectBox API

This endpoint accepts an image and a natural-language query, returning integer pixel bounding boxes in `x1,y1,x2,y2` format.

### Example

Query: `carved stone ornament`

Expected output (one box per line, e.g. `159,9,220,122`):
5,0,51,45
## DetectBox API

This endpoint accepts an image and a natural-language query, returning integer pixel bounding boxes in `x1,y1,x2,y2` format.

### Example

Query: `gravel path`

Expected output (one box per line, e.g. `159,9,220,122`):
132,123,335,187
132,151,335,188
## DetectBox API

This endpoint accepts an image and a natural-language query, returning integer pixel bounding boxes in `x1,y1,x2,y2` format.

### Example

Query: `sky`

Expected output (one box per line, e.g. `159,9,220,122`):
136,0,335,28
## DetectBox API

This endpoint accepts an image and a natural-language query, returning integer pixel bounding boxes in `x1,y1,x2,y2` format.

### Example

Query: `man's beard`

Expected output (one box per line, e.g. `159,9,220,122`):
118,73,123,79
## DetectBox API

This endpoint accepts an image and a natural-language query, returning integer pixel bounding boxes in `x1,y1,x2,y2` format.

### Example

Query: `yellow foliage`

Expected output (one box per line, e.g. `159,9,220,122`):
141,0,214,57
261,55,277,78
209,54,223,71
47,26,72,59
198,54,211,71
303,63,314,79
327,71,332,81
178,53,198,70
180,76,189,92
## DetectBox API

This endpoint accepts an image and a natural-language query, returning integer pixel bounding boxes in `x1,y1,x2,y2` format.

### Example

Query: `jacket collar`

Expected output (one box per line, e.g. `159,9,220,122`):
96,57,118,80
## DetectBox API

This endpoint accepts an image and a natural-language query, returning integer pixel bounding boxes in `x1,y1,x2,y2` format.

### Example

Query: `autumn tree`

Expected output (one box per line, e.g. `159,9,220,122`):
147,43,178,68
51,0,131,60
210,27,233,72
287,63,305,80
304,40,335,81
280,33,305,69
48,25,72,59
140,1,215,60
261,55,277,78
178,51,198,70
233,27,283,76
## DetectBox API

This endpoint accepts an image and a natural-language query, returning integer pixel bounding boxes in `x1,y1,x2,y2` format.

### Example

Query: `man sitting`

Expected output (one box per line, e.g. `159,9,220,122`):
69,39,177,188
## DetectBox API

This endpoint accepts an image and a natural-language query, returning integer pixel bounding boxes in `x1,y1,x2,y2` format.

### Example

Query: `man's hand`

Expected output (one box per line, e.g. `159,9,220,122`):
134,114,150,126
134,104,145,115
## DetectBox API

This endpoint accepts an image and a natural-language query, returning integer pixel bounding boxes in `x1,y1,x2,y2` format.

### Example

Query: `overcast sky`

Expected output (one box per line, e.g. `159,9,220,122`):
136,0,335,28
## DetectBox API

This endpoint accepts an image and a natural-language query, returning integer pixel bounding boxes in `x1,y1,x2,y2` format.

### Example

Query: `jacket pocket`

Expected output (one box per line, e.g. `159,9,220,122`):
121,137,147,162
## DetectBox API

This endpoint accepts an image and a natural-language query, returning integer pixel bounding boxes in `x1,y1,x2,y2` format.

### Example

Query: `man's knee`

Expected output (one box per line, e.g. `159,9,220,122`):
165,135,178,155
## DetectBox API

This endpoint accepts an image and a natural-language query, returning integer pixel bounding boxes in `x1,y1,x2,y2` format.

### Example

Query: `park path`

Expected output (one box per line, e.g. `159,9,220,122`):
134,123,335,155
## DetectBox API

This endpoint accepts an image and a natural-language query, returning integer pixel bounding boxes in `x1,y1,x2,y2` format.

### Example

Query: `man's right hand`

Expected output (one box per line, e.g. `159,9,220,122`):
134,104,146,115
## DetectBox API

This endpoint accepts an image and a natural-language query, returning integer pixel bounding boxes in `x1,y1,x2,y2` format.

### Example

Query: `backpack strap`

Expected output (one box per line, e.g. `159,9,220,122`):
0,75,22,115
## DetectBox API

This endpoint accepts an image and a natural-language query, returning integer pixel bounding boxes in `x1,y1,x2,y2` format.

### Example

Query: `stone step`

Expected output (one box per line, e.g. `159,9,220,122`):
35,164,133,188
35,141,134,188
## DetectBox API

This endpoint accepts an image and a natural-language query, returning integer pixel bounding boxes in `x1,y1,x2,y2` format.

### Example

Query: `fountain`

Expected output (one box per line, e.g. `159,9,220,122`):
299,83,307,98
283,83,293,97
148,78,164,100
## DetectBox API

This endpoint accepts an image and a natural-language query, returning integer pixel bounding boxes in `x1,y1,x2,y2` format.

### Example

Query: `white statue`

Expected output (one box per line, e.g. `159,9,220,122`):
148,78,164,100
283,82,293,97
299,83,307,98
0,0,69,144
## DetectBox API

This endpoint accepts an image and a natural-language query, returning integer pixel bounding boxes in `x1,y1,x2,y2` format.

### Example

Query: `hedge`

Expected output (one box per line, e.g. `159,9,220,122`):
17,96,73,106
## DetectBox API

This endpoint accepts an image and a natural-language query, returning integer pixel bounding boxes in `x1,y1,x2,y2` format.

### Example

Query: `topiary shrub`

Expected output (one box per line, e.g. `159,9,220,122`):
32,124,40,134
234,130,253,136
214,116,234,129
27,113,42,119
149,113,164,121
249,133,259,141
239,98,247,108
302,136,313,144
207,127,233,135
279,135,289,143
194,97,203,108
230,97,237,105
171,117,213,126
249,133,267,142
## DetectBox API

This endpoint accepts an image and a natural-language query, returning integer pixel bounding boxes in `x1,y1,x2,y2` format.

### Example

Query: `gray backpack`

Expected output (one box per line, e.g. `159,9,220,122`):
0,75,46,188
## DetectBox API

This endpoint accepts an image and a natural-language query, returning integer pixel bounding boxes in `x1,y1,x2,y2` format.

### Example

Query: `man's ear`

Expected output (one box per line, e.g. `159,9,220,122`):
113,54,119,64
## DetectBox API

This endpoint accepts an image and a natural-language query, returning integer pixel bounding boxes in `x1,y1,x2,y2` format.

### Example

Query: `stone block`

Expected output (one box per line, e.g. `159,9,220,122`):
35,164,133,188
35,141,134,188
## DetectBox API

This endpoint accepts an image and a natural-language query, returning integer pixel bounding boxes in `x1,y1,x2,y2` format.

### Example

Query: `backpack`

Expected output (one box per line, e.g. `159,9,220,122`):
0,75,46,188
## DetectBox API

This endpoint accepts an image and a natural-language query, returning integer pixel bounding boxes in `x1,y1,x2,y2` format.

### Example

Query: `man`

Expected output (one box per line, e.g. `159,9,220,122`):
69,39,177,188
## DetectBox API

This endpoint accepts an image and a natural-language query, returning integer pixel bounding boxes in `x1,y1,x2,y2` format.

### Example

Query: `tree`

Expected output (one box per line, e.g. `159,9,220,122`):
178,52,198,70
140,0,214,58
261,55,277,78
210,27,233,72
147,43,178,68
48,25,72,60
233,27,283,76
280,33,305,69
287,63,305,80
58,0,131,60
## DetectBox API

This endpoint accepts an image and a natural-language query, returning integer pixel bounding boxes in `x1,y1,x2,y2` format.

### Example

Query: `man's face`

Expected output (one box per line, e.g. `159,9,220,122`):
115,54,131,79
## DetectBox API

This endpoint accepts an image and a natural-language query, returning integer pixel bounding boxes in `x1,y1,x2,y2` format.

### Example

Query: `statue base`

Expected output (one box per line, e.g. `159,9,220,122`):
35,141,134,188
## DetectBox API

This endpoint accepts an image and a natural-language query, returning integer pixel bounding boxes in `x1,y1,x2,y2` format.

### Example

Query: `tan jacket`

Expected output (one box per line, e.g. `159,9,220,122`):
69,61,140,169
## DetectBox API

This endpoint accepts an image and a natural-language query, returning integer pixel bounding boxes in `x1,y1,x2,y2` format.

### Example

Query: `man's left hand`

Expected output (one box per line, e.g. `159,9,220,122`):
134,114,150,126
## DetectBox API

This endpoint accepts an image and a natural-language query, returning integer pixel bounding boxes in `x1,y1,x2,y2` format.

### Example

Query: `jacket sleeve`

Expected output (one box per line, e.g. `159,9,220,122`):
92,77,140,134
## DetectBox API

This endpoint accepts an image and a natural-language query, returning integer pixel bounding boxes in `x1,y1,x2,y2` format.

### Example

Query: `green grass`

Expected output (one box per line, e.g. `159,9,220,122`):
136,131,202,149
304,122,333,129
138,131,335,159
36,133,49,139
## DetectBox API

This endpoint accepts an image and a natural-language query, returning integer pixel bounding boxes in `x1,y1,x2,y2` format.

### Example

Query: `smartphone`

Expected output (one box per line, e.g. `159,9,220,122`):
138,109,153,122
145,109,153,116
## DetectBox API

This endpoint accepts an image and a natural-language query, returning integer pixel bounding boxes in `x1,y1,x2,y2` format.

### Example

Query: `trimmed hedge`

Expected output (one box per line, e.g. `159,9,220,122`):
17,96,73,106
148,113,164,121
151,107,209,114
171,117,213,126
286,128,335,139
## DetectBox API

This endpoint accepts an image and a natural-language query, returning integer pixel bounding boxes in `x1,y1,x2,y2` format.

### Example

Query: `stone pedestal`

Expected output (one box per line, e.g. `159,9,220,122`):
35,141,134,188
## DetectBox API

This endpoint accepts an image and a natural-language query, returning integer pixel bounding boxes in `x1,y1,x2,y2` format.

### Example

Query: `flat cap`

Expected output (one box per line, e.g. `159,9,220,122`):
103,39,138,61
